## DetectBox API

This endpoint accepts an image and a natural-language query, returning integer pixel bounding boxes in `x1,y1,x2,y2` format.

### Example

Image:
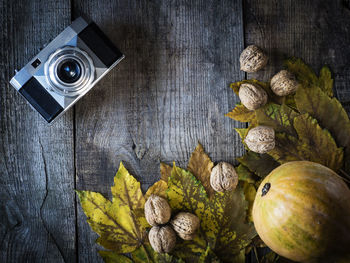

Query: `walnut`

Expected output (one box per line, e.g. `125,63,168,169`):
148,225,176,253
239,83,268,110
240,45,268,73
244,126,275,154
270,70,299,96
210,162,238,192
170,212,200,240
144,194,171,226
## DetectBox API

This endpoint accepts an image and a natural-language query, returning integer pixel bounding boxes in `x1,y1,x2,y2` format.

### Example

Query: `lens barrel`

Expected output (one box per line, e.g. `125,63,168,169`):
45,46,95,97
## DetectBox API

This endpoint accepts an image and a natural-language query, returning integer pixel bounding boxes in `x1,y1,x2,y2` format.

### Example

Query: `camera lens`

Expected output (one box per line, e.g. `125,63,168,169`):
57,59,82,84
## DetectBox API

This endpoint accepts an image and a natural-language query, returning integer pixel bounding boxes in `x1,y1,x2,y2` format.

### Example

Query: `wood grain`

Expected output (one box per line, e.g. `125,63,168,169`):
73,0,245,261
0,1,75,262
1,0,350,262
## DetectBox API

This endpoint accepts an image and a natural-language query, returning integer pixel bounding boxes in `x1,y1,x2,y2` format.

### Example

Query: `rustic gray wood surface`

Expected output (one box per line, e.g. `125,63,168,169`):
0,0,350,262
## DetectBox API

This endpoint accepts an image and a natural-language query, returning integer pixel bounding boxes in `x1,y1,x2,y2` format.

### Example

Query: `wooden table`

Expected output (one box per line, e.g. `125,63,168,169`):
1,0,350,262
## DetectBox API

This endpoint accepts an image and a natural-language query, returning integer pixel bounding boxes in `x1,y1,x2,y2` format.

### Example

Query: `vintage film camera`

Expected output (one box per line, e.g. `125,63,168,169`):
10,17,124,123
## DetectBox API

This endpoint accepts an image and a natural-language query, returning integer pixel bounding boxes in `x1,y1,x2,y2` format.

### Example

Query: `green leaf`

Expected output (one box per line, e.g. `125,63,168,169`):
237,151,279,178
98,251,133,263
295,85,350,172
268,114,344,171
319,66,334,97
226,104,256,123
255,103,299,137
187,143,215,198
76,162,149,254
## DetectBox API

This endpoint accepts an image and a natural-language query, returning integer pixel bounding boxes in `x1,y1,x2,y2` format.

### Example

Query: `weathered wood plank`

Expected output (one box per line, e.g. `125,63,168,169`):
73,0,245,261
0,1,75,262
244,0,350,112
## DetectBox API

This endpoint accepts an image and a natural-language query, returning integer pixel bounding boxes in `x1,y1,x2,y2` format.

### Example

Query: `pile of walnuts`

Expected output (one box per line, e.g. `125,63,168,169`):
239,45,300,154
145,161,240,253
145,195,200,253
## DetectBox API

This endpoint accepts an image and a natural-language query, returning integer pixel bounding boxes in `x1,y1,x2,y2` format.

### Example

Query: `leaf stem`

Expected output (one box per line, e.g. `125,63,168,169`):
141,244,151,263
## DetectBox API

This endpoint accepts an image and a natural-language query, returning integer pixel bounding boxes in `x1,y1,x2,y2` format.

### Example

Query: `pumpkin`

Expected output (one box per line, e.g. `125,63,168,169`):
252,161,350,263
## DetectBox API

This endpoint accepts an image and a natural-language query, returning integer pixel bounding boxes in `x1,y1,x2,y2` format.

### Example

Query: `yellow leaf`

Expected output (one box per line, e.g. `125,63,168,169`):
77,162,149,254
187,143,215,197
226,104,256,123
160,162,172,182
145,180,168,199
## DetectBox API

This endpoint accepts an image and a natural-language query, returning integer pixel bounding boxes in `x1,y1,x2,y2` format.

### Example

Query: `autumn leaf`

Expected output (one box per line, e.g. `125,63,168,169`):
160,162,172,182
295,85,350,172
237,151,279,178
187,143,215,197
267,132,305,163
243,182,256,222
255,103,299,137
268,114,344,171
293,114,343,170
285,58,333,97
319,66,334,97
167,165,256,262
235,128,248,141
285,57,318,87
235,164,258,184
145,180,168,199
77,162,149,254
226,104,256,123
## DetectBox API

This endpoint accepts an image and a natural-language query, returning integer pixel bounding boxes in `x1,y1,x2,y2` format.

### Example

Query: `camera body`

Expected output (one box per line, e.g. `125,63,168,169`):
10,17,124,123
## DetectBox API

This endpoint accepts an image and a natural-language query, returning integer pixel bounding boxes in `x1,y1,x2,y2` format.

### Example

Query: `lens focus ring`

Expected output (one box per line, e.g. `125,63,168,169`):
45,46,95,97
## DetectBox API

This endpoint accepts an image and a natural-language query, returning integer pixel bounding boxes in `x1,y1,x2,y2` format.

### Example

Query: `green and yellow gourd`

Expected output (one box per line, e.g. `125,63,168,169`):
252,161,350,263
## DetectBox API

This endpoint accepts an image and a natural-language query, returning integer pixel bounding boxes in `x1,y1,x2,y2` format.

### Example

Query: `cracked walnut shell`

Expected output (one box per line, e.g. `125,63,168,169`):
148,225,176,253
210,162,238,192
244,126,275,154
144,194,171,226
239,83,268,110
170,212,200,240
240,45,268,73
271,70,299,96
